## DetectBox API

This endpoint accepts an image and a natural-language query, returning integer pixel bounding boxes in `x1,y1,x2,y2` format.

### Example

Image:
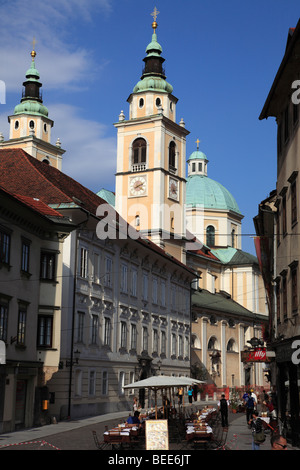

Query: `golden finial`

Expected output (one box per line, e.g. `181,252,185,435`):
31,37,37,60
196,139,201,150
151,7,160,32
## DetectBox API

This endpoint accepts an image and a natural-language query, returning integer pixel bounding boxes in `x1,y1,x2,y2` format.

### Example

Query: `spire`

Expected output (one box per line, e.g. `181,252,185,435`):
14,43,49,117
133,9,173,94
142,8,165,79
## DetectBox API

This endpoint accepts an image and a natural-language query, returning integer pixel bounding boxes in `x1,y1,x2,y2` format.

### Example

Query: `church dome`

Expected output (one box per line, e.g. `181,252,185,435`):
186,145,241,214
186,174,241,214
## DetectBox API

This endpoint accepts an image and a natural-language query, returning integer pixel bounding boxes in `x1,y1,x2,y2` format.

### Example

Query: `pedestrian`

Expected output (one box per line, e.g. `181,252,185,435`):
246,391,255,424
250,389,258,409
163,395,170,419
178,387,183,405
218,394,229,427
188,386,193,404
249,410,265,450
192,384,198,401
133,396,138,412
271,434,288,450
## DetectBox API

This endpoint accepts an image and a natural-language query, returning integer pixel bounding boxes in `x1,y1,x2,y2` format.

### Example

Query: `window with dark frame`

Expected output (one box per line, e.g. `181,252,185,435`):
282,194,287,236
0,300,8,342
282,274,287,321
17,304,27,345
120,321,127,349
21,240,30,273
104,317,111,347
292,267,298,314
132,138,147,165
0,229,10,265
276,280,281,324
37,315,53,347
91,315,98,344
40,251,56,280
169,141,176,170
131,323,137,351
206,225,215,247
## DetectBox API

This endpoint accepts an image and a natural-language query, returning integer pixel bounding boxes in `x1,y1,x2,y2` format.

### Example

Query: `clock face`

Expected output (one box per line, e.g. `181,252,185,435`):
169,178,178,199
129,176,147,196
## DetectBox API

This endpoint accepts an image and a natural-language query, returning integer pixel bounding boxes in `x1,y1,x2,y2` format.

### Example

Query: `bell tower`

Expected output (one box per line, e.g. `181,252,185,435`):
0,43,65,169
114,10,189,263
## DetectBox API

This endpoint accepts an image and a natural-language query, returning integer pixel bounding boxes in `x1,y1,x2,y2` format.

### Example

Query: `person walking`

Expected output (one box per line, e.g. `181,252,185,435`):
218,394,229,427
178,387,183,405
192,384,198,401
188,386,193,404
246,392,255,424
249,411,265,450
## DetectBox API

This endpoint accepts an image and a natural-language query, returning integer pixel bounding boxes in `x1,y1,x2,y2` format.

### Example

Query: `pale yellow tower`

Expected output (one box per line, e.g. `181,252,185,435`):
114,12,189,263
0,44,65,169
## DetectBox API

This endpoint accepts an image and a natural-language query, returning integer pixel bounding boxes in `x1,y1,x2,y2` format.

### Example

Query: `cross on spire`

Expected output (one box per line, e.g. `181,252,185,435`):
151,7,159,32
196,139,201,150
151,6,160,22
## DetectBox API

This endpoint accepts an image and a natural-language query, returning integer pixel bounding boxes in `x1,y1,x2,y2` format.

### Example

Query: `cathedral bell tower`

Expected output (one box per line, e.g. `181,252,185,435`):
114,10,189,263
0,44,65,170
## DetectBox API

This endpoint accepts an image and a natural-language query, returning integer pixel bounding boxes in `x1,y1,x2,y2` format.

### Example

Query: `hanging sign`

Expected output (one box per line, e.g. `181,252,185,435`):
241,347,267,363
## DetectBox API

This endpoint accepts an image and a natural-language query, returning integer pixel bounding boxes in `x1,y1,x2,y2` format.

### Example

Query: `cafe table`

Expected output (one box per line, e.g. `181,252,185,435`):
103,424,141,447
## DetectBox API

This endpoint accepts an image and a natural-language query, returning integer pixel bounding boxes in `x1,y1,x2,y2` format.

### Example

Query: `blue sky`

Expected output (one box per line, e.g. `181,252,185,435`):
0,0,298,255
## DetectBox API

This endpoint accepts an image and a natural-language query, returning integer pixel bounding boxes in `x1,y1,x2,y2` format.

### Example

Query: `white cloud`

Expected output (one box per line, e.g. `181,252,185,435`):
0,0,112,91
0,103,117,193
46,104,117,192
0,1,117,194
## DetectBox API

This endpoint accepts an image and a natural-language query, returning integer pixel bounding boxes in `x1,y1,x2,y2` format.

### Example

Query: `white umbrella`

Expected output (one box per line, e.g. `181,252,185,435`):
124,375,205,418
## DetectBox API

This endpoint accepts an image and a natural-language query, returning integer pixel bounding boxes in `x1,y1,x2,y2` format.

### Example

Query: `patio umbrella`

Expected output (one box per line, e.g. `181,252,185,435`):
124,376,205,418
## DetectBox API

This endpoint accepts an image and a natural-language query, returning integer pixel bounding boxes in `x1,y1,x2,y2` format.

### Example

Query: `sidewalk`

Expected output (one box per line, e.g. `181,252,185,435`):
226,413,299,451
0,405,298,451
0,411,129,448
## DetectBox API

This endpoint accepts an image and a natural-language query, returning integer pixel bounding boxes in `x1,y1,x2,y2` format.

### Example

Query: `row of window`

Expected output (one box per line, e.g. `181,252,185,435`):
76,312,190,358
79,247,189,310
0,297,54,348
277,101,299,157
277,171,298,241
0,227,57,280
131,138,178,173
276,260,298,322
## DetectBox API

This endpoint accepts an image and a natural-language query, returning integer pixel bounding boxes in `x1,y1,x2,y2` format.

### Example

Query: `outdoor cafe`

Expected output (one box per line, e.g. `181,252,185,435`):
93,375,225,450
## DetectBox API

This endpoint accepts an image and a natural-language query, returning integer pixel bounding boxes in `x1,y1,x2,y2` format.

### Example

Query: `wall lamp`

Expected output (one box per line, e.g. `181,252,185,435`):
65,349,81,368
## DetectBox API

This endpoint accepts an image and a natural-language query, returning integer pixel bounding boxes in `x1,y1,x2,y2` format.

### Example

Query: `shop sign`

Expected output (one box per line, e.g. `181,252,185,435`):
241,347,267,363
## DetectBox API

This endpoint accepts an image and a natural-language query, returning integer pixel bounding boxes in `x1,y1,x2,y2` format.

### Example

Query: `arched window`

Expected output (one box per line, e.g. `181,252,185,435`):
206,225,215,247
208,336,217,350
132,138,147,171
227,338,236,352
169,141,176,171
231,229,236,248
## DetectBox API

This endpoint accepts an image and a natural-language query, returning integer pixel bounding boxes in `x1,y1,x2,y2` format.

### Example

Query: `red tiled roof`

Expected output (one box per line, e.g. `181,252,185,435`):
13,194,65,218
0,148,107,213
0,148,196,276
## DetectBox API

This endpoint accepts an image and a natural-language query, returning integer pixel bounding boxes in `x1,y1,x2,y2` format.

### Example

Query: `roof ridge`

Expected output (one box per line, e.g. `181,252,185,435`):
19,150,73,202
